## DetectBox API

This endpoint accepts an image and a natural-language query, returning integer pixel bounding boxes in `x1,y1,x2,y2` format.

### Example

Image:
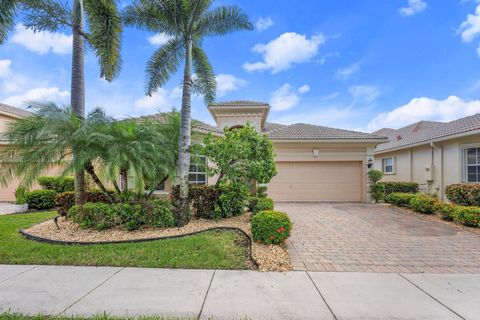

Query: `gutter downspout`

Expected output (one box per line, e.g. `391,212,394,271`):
430,142,444,200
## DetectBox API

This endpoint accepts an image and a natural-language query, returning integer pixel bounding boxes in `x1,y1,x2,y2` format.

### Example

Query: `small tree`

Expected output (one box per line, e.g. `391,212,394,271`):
368,169,384,203
203,124,277,187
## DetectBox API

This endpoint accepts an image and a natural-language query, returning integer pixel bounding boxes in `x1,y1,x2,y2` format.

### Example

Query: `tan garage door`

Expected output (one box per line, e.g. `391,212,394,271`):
267,161,363,202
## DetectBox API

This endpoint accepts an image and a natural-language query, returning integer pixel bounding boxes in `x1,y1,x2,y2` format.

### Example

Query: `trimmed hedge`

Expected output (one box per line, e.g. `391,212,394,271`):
251,210,292,245
378,182,419,195
445,184,480,206
452,206,480,227
385,192,416,207
435,202,455,221
69,200,175,231
38,176,75,193
25,189,57,209
409,194,437,214
370,184,385,202
213,183,249,219
56,190,115,216
171,185,218,218
253,197,274,214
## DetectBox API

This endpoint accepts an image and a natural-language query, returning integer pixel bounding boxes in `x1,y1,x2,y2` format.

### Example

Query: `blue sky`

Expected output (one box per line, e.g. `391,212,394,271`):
2,0,480,132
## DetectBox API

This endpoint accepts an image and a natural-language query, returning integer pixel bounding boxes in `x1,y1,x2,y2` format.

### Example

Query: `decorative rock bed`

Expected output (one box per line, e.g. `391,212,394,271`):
21,212,292,272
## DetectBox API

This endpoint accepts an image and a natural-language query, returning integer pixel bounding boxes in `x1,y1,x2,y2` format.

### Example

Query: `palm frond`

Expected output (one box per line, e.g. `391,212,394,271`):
194,5,253,38
145,36,184,95
84,0,122,81
20,0,72,32
192,44,216,104
122,0,180,35
0,0,17,44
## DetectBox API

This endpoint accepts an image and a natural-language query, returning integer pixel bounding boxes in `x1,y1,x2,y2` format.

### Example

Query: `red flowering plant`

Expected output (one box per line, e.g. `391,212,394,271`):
251,210,292,245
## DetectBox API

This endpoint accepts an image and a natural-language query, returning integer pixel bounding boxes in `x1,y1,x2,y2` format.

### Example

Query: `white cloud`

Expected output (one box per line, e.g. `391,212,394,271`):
323,92,340,100
399,0,427,16
0,59,12,77
243,32,325,74
147,33,172,46
366,96,480,131
348,85,380,104
335,62,361,79
134,88,180,111
270,84,310,111
256,17,274,31
3,87,70,106
459,5,480,56
298,84,310,94
216,74,247,97
10,24,72,55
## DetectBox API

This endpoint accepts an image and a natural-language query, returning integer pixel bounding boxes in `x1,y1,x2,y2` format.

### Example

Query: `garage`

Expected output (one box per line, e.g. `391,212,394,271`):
267,161,363,202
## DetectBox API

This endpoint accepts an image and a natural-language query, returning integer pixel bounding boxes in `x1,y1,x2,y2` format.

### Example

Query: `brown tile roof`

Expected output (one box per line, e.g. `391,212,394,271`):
266,123,387,141
375,114,480,153
0,103,33,118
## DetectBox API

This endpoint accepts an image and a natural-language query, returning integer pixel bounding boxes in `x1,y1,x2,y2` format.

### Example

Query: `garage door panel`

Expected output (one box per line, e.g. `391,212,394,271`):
268,161,363,202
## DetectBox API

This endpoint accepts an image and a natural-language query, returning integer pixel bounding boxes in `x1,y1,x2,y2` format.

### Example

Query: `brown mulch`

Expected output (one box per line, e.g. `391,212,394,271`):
23,212,292,272
380,203,480,235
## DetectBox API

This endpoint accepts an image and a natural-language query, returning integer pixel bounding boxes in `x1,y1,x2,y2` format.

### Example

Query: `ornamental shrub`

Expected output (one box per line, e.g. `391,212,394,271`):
247,196,259,212
256,186,268,198
251,210,292,245
410,194,437,214
37,176,75,193
385,192,416,207
253,197,274,214
445,184,480,206
368,169,383,184
435,202,456,221
171,185,218,218
213,182,249,219
452,206,480,227
378,182,419,195
149,199,175,228
25,190,57,209
370,184,385,203
56,190,115,216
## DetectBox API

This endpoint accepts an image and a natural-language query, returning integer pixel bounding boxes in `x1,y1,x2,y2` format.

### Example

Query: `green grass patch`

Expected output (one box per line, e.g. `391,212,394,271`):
0,313,190,320
0,212,250,269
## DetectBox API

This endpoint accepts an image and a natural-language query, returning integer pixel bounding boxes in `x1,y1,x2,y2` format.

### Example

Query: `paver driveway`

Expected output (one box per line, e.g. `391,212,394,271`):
276,202,480,273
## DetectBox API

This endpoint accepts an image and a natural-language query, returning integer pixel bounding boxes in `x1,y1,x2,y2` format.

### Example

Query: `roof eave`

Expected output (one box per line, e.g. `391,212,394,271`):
271,138,389,144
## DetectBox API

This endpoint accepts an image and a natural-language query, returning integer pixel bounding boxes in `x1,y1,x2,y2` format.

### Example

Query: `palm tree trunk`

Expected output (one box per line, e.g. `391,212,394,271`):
177,37,193,227
85,162,115,203
120,168,128,192
71,0,86,205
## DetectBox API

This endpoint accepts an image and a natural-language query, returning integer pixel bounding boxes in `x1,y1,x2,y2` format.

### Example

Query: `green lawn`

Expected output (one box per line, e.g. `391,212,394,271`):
0,212,250,269
0,314,190,320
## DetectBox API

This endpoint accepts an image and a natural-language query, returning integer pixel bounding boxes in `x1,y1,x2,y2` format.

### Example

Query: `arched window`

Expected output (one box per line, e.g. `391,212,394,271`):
229,125,244,131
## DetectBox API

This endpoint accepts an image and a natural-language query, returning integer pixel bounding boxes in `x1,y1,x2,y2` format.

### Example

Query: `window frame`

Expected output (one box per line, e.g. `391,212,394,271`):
382,157,395,175
188,155,208,185
463,145,480,183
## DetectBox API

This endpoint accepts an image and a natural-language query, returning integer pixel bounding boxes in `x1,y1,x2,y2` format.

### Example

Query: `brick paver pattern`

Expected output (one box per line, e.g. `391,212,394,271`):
277,202,480,273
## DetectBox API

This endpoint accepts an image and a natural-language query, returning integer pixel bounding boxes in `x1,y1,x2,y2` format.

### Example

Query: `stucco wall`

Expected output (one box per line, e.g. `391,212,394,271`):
374,134,480,200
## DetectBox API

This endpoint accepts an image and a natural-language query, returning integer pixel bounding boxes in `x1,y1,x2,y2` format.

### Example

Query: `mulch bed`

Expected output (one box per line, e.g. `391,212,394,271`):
22,212,292,272
380,203,480,235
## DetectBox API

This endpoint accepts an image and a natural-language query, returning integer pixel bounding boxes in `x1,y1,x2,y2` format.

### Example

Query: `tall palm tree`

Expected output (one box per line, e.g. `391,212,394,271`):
0,0,122,205
123,0,252,226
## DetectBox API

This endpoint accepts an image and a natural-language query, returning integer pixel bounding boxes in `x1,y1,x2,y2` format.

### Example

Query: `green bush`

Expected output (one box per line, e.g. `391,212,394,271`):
37,176,75,193
435,202,456,221
379,182,419,195
149,199,175,228
213,182,249,219
410,194,437,214
370,184,385,202
247,196,259,212
368,169,383,184
445,184,480,206
251,210,292,245
452,206,480,227
25,190,57,209
256,186,268,198
171,185,218,218
56,190,115,216
15,186,27,205
253,197,274,214
385,192,416,207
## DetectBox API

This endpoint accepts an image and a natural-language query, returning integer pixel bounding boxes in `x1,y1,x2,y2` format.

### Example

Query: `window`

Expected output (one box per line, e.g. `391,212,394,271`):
464,147,480,183
189,156,207,185
145,179,165,192
382,157,395,174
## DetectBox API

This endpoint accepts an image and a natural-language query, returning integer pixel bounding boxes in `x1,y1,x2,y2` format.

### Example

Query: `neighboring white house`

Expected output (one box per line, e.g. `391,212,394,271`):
373,114,480,201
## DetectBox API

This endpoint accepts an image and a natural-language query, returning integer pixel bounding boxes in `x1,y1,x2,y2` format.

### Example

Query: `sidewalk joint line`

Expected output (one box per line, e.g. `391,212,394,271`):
57,267,125,316
197,269,216,320
0,265,40,285
398,273,465,320
306,271,337,320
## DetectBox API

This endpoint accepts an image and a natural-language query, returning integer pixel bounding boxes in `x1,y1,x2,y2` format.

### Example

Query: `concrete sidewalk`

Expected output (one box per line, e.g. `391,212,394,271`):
1,265,479,319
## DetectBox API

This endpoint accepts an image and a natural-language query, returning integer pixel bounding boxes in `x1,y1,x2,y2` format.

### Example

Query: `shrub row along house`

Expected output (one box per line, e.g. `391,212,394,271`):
373,114,480,201
0,101,388,203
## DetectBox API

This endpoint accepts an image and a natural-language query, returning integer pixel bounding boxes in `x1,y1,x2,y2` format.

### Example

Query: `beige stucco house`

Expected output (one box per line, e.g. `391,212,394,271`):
0,101,387,203
373,114,480,201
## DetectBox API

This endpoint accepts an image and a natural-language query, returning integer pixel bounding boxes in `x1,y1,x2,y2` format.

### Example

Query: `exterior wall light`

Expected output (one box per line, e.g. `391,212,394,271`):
367,158,374,168
313,149,320,157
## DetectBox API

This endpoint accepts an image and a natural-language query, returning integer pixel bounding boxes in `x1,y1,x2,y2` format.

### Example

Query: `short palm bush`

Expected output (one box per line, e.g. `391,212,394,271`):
252,210,292,245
